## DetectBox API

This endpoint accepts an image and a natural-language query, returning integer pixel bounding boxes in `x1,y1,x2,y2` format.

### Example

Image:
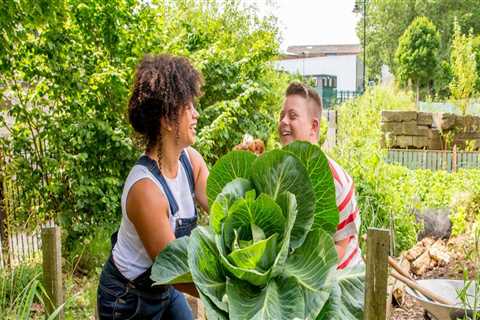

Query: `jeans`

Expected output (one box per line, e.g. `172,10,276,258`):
97,256,192,320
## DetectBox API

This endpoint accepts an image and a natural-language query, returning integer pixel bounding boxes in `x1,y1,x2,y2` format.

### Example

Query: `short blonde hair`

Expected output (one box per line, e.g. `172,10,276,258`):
285,82,323,118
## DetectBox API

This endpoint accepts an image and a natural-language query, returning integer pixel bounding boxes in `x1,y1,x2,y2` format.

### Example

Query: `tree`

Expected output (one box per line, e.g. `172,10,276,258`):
357,0,480,89
395,17,440,103
449,21,478,115
472,35,480,93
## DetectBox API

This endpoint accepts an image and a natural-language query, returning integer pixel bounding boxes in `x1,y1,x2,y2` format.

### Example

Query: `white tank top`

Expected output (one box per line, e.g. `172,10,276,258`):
112,152,195,280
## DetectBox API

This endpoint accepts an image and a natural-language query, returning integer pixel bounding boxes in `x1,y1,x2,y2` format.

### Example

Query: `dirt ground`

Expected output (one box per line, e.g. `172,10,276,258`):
390,236,477,320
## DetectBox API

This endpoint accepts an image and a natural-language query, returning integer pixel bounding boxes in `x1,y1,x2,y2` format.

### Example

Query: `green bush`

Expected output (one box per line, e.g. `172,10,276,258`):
0,0,290,253
67,223,118,276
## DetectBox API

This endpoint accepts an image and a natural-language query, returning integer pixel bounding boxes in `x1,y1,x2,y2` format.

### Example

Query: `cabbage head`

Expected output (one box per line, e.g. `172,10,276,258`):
151,141,365,319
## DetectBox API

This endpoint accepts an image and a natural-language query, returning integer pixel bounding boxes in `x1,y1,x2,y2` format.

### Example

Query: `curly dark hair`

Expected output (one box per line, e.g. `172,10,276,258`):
128,54,203,156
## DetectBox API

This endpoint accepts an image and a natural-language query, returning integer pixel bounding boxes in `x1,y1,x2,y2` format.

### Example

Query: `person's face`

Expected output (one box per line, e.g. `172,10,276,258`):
278,95,317,146
177,101,199,146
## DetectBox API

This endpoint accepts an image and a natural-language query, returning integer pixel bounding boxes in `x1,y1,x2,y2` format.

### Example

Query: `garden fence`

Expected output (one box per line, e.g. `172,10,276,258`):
0,220,55,269
386,149,480,172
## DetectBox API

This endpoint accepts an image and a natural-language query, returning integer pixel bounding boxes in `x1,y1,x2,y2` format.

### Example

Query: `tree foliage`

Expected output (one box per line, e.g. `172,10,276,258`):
357,0,480,88
395,16,440,100
449,21,478,115
472,35,480,93
0,0,289,248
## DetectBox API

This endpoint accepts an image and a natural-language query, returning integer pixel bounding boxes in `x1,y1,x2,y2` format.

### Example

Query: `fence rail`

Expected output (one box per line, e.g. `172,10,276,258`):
385,149,480,171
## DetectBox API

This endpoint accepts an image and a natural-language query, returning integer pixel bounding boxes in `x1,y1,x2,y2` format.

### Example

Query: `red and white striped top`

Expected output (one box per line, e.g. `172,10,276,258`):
327,156,363,269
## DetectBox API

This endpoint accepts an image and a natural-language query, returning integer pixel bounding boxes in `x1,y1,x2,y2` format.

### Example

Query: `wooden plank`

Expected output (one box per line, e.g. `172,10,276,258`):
20,232,25,262
364,228,390,320
462,152,468,169
0,237,3,269
413,150,419,169
443,151,447,170
423,150,428,169
452,145,457,172
435,151,441,171
13,233,18,265
42,226,64,319
457,152,463,169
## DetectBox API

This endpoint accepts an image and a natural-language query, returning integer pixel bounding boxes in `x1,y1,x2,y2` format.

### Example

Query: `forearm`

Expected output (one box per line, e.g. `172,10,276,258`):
335,238,349,261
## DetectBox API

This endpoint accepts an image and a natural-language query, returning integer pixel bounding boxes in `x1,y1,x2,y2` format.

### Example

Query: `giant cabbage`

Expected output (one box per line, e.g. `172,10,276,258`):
151,141,365,319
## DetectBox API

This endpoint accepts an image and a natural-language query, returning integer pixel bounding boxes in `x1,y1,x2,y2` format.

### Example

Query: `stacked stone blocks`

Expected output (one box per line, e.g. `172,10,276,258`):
381,111,480,150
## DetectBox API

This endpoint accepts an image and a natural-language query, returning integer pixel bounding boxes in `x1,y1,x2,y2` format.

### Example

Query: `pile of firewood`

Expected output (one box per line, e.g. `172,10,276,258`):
402,237,450,276
389,237,451,307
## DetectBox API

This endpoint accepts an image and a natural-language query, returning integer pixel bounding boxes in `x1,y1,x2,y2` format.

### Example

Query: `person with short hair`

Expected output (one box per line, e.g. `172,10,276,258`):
97,54,209,319
278,82,362,269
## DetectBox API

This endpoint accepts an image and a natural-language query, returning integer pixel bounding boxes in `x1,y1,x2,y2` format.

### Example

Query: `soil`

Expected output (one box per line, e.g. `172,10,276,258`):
390,235,477,320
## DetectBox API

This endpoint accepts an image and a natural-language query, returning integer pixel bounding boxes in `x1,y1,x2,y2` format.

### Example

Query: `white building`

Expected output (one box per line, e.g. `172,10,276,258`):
274,44,364,92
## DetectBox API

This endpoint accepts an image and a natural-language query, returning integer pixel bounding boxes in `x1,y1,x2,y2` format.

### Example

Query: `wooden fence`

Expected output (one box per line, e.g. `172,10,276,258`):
385,149,480,172
0,220,55,269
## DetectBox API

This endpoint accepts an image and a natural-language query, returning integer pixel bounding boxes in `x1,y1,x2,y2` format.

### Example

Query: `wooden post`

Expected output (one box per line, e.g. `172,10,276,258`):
452,144,457,172
364,228,390,320
42,226,64,319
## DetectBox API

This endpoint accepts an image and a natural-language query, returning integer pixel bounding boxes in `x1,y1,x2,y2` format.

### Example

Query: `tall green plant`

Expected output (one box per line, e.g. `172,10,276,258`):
450,20,478,115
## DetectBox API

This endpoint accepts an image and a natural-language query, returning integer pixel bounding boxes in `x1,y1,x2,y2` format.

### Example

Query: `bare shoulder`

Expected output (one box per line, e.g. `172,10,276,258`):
126,178,168,217
186,147,208,172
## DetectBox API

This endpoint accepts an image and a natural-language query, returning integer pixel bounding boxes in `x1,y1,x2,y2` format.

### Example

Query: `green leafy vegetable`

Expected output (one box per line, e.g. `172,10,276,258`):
152,141,365,319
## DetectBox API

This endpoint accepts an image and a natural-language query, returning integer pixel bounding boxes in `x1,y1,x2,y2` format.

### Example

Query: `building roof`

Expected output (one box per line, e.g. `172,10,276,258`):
278,44,361,59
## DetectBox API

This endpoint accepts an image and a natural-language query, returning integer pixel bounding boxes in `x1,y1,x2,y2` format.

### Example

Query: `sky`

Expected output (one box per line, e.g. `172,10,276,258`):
245,0,361,51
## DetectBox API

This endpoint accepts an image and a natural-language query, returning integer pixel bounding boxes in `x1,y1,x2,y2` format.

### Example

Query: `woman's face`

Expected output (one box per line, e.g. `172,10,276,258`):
177,101,199,146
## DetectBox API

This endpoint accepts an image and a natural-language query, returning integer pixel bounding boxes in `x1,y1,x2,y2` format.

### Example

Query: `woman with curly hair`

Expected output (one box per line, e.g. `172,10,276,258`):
97,54,209,319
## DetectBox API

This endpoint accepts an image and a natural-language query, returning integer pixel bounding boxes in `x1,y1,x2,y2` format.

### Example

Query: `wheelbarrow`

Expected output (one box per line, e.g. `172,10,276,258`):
405,279,479,320
388,257,479,320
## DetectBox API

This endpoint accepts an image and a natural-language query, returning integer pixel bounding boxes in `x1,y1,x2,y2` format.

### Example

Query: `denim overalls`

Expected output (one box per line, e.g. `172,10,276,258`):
97,151,197,319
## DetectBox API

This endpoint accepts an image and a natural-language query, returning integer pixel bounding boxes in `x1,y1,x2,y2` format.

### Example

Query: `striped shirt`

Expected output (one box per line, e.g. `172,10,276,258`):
327,156,363,269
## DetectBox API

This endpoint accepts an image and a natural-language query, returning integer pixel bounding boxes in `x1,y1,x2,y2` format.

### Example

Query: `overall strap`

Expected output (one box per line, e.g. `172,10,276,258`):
179,150,197,218
179,150,195,195
136,155,179,216
136,151,196,217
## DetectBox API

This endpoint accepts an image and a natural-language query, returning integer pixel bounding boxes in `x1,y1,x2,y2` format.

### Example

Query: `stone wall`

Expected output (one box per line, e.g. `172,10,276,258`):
381,111,480,150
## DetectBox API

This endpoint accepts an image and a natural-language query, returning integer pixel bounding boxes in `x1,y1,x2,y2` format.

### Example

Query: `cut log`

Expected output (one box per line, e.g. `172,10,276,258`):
392,280,407,306
429,240,450,266
420,237,435,247
405,245,425,262
389,257,410,306
411,250,432,276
